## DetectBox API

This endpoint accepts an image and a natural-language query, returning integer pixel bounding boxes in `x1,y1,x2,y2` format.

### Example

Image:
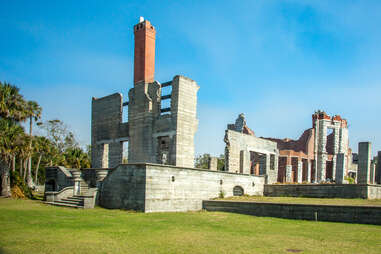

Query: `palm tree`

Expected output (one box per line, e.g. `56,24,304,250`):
64,147,91,169
0,81,28,196
25,101,42,188
0,119,24,196
0,82,27,121
33,136,51,184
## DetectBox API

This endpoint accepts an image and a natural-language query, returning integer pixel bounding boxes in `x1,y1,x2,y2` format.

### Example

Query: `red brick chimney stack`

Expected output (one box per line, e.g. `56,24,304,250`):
133,17,156,85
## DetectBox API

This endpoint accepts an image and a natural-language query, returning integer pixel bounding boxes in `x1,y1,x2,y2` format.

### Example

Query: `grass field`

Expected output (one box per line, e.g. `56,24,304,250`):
0,198,380,254
216,196,381,206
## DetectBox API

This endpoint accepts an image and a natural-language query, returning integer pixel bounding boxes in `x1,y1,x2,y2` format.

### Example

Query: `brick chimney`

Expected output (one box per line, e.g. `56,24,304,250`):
133,17,156,85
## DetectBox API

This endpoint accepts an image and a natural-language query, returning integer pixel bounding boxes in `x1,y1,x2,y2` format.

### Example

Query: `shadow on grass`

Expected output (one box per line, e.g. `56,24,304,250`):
0,247,7,254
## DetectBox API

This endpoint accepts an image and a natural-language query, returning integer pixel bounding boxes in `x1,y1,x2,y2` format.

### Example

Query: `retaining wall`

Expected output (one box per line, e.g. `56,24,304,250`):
203,200,381,225
99,163,265,212
264,184,381,199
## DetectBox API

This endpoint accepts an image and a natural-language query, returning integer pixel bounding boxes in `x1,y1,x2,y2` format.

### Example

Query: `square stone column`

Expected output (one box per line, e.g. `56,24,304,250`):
297,159,303,183
286,165,292,183
208,157,218,171
376,151,381,184
317,153,327,182
370,162,376,184
285,156,292,183
358,142,371,184
335,153,346,184
307,160,311,183
239,150,250,174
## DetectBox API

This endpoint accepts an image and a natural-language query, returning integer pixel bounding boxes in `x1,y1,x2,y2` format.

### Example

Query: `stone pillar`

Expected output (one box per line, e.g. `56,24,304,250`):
171,76,199,168
335,153,345,184
376,151,381,184
312,159,318,183
267,153,278,184
95,169,109,205
71,171,82,196
331,125,340,181
307,160,311,183
358,142,371,184
286,156,292,183
317,153,327,182
370,162,376,184
332,155,337,181
101,143,109,168
208,157,218,171
297,159,303,183
316,121,327,182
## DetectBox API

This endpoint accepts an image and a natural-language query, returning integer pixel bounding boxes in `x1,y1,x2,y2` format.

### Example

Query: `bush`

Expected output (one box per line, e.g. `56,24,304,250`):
10,171,33,199
344,176,355,184
218,190,225,198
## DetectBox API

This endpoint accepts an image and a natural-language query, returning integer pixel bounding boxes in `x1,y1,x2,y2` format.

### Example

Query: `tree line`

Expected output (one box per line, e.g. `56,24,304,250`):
0,81,90,197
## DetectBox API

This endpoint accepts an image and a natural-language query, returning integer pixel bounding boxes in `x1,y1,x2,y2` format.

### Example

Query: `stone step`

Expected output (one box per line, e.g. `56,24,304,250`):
66,196,84,201
45,201,84,209
59,199,84,205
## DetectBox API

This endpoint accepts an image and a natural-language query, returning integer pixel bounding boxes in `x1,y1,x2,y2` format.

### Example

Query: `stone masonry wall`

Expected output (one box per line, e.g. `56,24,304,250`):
203,200,381,225
144,164,264,212
99,164,146,210
224,129,279,183
98,163,264,212
91,93,126,168
264,184,381,199
358,142,371,184
171,76,199,168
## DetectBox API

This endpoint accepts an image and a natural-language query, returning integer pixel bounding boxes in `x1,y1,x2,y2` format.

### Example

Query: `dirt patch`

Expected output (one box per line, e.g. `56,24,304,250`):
286,249,303,253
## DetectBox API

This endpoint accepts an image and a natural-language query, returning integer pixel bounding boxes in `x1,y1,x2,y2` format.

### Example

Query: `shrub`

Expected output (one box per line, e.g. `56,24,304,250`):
344,176,355,184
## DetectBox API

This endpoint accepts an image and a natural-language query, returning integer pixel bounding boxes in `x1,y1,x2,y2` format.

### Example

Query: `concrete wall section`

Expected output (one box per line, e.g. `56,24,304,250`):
376,151,381,184
91,93,125,168
171,76,199,168
99,165,146,210
358,142,371,184
144,164,264,212
368,185,381,199
203,200,381,225
264,184,381,199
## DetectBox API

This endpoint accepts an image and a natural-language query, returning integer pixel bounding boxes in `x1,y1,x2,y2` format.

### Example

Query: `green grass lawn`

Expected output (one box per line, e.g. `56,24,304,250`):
217,196,381,206
0,198,380,254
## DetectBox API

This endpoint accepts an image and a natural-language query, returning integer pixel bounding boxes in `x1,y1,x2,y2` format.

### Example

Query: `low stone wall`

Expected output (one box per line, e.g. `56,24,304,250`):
45,186,74,202
99,163,265,212
144,164,264,212
368,185,381,199
264,184,381,199
202,200,381,225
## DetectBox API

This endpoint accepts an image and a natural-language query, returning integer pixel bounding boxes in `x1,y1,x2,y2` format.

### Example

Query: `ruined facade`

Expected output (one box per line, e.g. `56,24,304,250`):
224,114,279,184
225,111,350,183
91,18,199,169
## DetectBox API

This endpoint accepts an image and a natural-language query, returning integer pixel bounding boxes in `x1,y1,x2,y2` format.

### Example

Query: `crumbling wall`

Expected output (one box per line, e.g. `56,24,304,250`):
224,128,279,184
91,93,127,168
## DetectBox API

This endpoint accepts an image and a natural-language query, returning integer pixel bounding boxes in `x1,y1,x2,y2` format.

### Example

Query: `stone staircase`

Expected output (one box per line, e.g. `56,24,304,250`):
45,196,85,208
45,179,92,209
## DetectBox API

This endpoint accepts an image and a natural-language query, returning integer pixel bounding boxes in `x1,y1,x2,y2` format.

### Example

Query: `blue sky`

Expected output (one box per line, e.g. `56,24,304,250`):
1,0,381,157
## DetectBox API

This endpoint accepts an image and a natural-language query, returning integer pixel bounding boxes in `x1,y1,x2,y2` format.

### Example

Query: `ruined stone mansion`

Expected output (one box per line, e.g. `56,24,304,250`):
44,18,381,211
91,18,198,169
